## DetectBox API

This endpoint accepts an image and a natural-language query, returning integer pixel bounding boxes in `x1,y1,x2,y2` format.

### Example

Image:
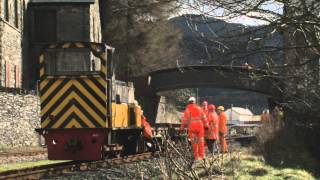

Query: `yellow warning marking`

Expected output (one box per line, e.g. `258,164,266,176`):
40,79,64,102
90,44,97,50
50,92,105,127
62,43,71,49
73,81,106,114
75,42,85,48
40,79,49,91
39,54,44,64
96,77,106,88
65,119,82,128
41,82,73,116
100,52,107,60
49,44,57,48
52,106,75,128
41,118,50,128
101,65,107,74
83,79,105,101
40,68,45,77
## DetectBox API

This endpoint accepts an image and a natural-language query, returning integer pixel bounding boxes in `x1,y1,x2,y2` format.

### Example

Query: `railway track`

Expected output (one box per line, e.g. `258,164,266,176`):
0,152,156,180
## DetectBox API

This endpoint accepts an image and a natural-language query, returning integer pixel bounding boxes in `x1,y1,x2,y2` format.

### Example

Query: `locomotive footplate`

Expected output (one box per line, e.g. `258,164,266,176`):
36,128,107,160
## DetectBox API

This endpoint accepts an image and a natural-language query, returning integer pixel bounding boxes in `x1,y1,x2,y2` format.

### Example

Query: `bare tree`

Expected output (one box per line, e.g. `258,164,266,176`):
99,0,184,78
179,0,320,156
153,130,240,179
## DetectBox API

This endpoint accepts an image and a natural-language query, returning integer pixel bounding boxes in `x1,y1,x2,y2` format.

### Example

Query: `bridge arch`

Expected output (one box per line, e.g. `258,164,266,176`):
132,65,282,125
148,66,281,96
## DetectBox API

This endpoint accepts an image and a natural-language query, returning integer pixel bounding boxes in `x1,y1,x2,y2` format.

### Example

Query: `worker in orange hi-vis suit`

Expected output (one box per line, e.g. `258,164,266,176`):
205,104,219,153
202,101,209,117
180,97,208,161
141,114,153,139
217,106,228,153
141,112,155,152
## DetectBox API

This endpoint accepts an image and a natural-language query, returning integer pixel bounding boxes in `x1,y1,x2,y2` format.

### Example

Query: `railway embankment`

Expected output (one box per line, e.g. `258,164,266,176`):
0,90,40,148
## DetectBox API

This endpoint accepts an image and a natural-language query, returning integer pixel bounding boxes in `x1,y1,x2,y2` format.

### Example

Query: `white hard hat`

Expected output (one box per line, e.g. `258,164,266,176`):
217,106,225,111
188,97,196,102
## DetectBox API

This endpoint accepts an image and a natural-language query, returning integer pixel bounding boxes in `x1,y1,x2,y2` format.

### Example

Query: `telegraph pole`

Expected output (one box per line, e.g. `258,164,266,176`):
196,88,199,104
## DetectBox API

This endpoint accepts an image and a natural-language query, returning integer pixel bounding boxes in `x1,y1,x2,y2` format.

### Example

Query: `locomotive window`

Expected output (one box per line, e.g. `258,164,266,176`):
44,48,101,76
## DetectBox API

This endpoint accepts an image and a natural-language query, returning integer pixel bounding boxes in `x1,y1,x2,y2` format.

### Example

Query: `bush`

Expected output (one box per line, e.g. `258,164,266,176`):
255,118,319,176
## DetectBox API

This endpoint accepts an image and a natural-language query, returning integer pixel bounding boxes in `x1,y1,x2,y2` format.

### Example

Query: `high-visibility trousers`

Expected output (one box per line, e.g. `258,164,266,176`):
219,134,228,153
188,122,205,160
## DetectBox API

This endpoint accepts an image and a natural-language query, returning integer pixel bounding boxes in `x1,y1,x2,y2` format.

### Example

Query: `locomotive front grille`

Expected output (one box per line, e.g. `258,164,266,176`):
39,42,108,129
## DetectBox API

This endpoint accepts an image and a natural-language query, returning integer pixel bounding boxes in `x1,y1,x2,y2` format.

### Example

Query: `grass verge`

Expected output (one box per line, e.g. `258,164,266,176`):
0,160,68,172
224,149,316,180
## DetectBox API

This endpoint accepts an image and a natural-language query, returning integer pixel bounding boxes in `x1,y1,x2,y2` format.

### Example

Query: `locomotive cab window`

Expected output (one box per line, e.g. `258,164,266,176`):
44,48,101,76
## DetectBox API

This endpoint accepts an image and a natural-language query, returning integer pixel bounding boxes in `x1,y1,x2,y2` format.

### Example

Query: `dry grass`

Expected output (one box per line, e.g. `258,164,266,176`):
0,160,68,172
224,148,316,180
254,119,320,178
153,133,318,179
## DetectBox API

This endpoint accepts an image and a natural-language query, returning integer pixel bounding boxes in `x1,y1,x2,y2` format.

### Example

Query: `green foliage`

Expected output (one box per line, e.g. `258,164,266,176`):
0,160,68,172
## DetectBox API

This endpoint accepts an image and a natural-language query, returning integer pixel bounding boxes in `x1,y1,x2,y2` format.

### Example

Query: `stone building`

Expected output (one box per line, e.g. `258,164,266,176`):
0,0,28,88
1,0,102,89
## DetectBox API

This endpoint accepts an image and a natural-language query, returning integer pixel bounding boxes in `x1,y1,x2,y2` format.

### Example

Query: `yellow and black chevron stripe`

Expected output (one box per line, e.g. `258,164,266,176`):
39,42,109,129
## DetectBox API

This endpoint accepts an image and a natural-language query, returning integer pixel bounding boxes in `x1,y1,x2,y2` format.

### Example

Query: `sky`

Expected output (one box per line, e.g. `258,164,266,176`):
177,0,283,26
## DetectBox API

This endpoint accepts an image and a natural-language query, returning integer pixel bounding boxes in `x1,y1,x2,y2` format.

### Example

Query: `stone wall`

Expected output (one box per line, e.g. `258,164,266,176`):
155,97,182,125
0,90,40,147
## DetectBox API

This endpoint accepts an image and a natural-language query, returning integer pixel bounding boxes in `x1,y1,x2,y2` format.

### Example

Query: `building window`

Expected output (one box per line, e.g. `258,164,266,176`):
14,0,19,28
4,0,9,21
5,62,10,87
14,65,20,88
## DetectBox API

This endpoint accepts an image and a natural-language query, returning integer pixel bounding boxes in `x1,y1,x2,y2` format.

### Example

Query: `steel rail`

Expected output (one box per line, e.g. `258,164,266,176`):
0,152,155,180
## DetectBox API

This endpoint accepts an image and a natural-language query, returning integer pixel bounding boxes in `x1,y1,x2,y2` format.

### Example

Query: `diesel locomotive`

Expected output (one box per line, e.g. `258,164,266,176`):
32,1,148,160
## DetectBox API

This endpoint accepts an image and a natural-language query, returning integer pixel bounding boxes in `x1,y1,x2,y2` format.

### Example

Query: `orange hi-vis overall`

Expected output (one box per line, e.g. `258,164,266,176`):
180,103,208,160
141,116,153,139
206,111,219,140
202,102,209,117
218,111,228,153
